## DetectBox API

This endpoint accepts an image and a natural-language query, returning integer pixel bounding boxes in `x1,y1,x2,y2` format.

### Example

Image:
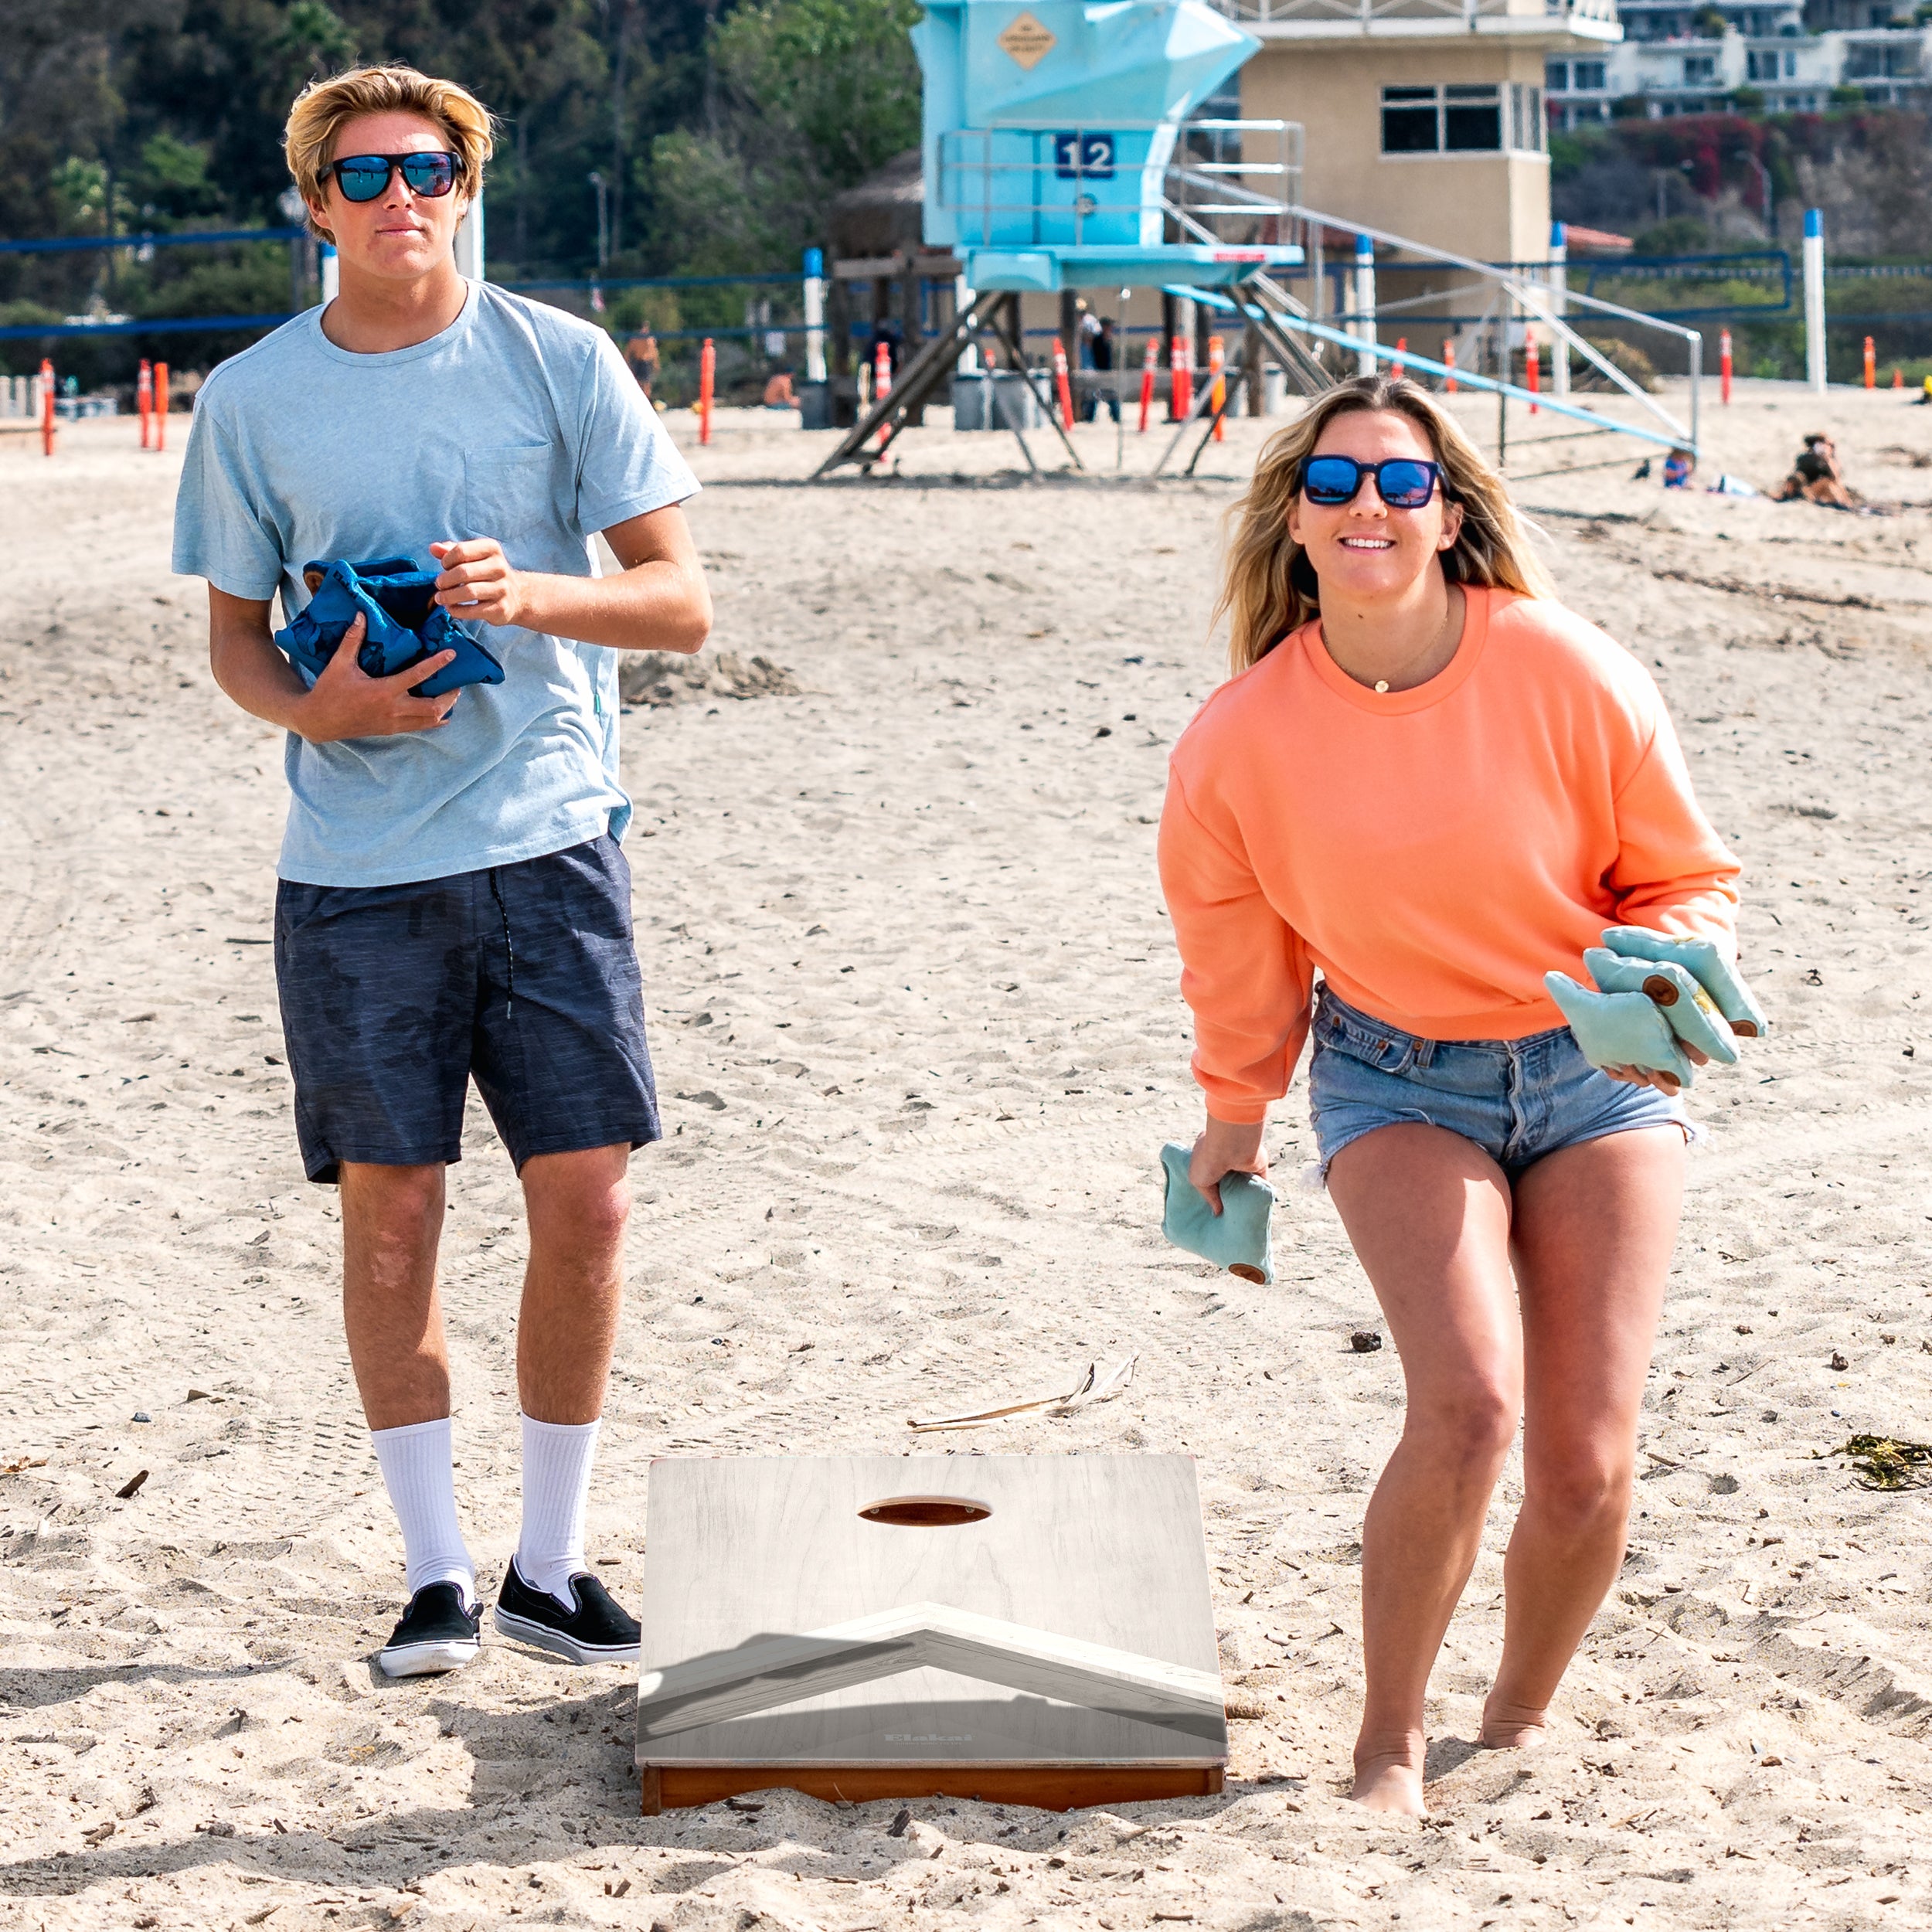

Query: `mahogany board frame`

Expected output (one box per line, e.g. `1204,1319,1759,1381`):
635,1454,1226,1814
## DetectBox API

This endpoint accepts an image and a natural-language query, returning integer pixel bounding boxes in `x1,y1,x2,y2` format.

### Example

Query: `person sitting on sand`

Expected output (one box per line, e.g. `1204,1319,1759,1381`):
172,64,711,1680
1161,374,1743,1816
1662,447,1694,488
762,369,796,409
1772,433,1856,509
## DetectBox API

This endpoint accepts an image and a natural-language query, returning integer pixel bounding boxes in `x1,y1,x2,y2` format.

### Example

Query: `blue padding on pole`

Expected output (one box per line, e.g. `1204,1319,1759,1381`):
1804,208,1822,239
0,226,303,256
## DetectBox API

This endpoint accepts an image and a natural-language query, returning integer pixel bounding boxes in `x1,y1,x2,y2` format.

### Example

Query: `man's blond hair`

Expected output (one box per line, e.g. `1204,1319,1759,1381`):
284,66,495,242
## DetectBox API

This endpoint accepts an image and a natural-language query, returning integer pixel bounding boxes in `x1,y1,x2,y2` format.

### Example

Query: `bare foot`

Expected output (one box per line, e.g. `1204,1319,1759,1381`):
1349,1754,1426,1815
1480,1692,1548,1750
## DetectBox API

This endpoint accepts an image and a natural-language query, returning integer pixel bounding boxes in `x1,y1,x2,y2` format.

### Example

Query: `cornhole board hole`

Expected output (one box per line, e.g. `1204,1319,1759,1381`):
634,1454,1226,1814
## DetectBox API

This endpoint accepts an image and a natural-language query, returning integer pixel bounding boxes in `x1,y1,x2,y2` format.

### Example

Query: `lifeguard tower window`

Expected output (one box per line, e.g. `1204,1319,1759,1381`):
1380,83,1541,155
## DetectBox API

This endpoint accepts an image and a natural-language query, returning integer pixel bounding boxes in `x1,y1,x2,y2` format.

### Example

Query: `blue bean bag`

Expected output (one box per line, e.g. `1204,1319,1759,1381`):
274,557,503,699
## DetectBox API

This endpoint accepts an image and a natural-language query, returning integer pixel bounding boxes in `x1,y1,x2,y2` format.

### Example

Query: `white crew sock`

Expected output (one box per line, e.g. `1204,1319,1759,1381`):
515,1413,601,1608
370,1417,475,1610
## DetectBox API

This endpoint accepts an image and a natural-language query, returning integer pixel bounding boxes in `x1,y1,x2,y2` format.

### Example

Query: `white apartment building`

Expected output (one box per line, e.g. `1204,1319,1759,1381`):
1546,0,1931,121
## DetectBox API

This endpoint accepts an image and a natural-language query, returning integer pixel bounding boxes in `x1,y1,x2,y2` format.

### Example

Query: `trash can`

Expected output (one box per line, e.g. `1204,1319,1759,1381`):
988,369,1043,431
798,380,834,430
1262,364,1287,416
951,370,990,430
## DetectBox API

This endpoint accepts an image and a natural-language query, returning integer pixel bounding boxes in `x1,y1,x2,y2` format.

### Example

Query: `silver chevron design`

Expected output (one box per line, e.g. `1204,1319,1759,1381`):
636,1600,1226,1741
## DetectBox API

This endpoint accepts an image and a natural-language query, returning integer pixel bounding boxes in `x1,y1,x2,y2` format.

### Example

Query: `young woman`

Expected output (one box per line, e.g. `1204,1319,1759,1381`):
1158,375,1740,1815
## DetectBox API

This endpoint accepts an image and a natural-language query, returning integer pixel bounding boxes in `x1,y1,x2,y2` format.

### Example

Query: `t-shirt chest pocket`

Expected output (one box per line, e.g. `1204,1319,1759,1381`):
461,443,562,549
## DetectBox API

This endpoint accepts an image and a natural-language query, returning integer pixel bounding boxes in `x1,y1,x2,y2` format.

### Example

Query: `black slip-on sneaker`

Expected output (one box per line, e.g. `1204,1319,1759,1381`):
377,1581,481,1679
492,1558,641,1665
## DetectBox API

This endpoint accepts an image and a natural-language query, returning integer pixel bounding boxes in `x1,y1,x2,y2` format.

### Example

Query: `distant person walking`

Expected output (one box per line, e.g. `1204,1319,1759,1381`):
172,65,711,1680
1161,375,1743,1815
1082,312,1120,423
624,326,662,400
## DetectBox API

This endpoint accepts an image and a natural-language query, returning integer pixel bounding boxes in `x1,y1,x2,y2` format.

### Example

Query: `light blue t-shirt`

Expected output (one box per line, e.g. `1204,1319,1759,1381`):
172,281,699,886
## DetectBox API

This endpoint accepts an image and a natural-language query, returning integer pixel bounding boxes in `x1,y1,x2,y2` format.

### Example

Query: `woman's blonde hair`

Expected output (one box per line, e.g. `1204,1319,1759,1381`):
284,66,495,244
1213,373,1556,675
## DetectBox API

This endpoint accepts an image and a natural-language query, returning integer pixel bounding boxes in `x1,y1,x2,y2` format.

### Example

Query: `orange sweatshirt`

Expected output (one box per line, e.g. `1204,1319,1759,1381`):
1158,586,1740,1125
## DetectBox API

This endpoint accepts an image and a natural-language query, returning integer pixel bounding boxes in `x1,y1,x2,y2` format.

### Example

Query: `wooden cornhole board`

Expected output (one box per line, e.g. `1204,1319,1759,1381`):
634,1454,1226,1814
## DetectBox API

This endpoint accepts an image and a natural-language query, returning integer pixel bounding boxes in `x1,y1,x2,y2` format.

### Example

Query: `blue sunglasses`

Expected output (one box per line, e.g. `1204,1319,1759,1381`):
1301,455,1442,509
329,151,457,203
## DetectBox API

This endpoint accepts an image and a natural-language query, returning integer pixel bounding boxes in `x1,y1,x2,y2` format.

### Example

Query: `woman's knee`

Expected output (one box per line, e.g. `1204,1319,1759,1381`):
1406,1377,1522,1475
1525,1447,1633,1536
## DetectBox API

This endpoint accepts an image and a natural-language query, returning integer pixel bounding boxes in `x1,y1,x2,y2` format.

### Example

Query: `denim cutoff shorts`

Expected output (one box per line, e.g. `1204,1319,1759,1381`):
1308,985,1690,1182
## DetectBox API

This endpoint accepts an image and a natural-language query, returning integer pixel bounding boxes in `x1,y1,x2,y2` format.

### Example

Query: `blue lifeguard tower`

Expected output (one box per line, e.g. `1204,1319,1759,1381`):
817,0,1322,474
916,0,1295,295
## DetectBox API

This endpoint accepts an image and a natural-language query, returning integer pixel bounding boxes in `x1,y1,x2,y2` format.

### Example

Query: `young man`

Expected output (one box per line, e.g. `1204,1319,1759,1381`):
172,66,710,1678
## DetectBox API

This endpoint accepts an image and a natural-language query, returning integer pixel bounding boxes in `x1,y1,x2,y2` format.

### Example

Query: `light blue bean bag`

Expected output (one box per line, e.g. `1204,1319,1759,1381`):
1160,1141,1276,1285
1548,927,1769,1091
1546,973,1696,1087
1598,926,1770,1039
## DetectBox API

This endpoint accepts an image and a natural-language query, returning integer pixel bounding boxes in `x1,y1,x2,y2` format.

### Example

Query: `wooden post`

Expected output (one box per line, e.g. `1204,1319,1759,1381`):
1243,321,1263,417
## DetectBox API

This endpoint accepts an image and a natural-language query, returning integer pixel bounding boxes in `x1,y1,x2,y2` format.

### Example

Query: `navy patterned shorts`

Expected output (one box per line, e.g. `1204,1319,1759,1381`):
274,835,660,1184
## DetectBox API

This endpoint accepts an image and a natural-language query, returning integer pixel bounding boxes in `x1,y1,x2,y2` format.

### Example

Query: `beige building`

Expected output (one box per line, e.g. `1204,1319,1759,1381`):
1226,0,1624,270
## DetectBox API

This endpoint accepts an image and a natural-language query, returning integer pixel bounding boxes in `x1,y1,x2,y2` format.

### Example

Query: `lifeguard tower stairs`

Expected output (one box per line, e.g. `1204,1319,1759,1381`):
815,0,1329,476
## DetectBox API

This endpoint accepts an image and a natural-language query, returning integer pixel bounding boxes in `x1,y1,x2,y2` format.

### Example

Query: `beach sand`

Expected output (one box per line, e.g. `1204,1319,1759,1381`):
2,380,1930,1929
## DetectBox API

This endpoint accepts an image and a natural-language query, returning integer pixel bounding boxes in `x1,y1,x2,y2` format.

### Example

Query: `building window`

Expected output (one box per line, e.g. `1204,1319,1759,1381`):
1380,83,1543,155
1381,85,1441,151
1684,53,1716,81
1574,60,1606,89
1546,58,1570,90
1508,83,1546,150
1446,83,1503,148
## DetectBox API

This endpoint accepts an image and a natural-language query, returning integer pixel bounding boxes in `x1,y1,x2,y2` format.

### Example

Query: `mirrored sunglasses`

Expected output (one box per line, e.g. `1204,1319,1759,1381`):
329,151,457,203
1301,456,1442,509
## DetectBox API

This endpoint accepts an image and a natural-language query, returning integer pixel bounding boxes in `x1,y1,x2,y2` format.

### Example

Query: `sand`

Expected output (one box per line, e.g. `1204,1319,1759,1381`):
2,378,1930,1931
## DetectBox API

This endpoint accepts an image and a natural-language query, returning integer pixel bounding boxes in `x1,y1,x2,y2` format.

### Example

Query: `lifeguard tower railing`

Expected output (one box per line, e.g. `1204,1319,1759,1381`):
934,116,1301,263
1206,0,1619,32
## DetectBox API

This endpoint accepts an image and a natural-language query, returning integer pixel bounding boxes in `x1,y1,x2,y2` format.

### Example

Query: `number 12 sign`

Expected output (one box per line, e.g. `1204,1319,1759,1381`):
1053,131,1116,181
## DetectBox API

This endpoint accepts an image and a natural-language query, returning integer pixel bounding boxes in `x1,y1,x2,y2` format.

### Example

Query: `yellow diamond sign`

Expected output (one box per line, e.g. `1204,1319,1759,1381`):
997,11,1057,69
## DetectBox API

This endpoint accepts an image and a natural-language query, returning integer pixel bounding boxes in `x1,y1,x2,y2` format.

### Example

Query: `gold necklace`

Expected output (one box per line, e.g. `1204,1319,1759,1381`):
1365,591,1460,694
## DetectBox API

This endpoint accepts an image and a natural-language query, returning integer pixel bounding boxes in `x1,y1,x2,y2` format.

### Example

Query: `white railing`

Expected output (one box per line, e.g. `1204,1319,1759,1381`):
1212,0,1618,29
935,118,1301,253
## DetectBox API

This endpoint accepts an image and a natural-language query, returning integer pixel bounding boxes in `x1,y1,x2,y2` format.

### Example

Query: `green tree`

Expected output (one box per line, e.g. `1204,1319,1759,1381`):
650,0,923,273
